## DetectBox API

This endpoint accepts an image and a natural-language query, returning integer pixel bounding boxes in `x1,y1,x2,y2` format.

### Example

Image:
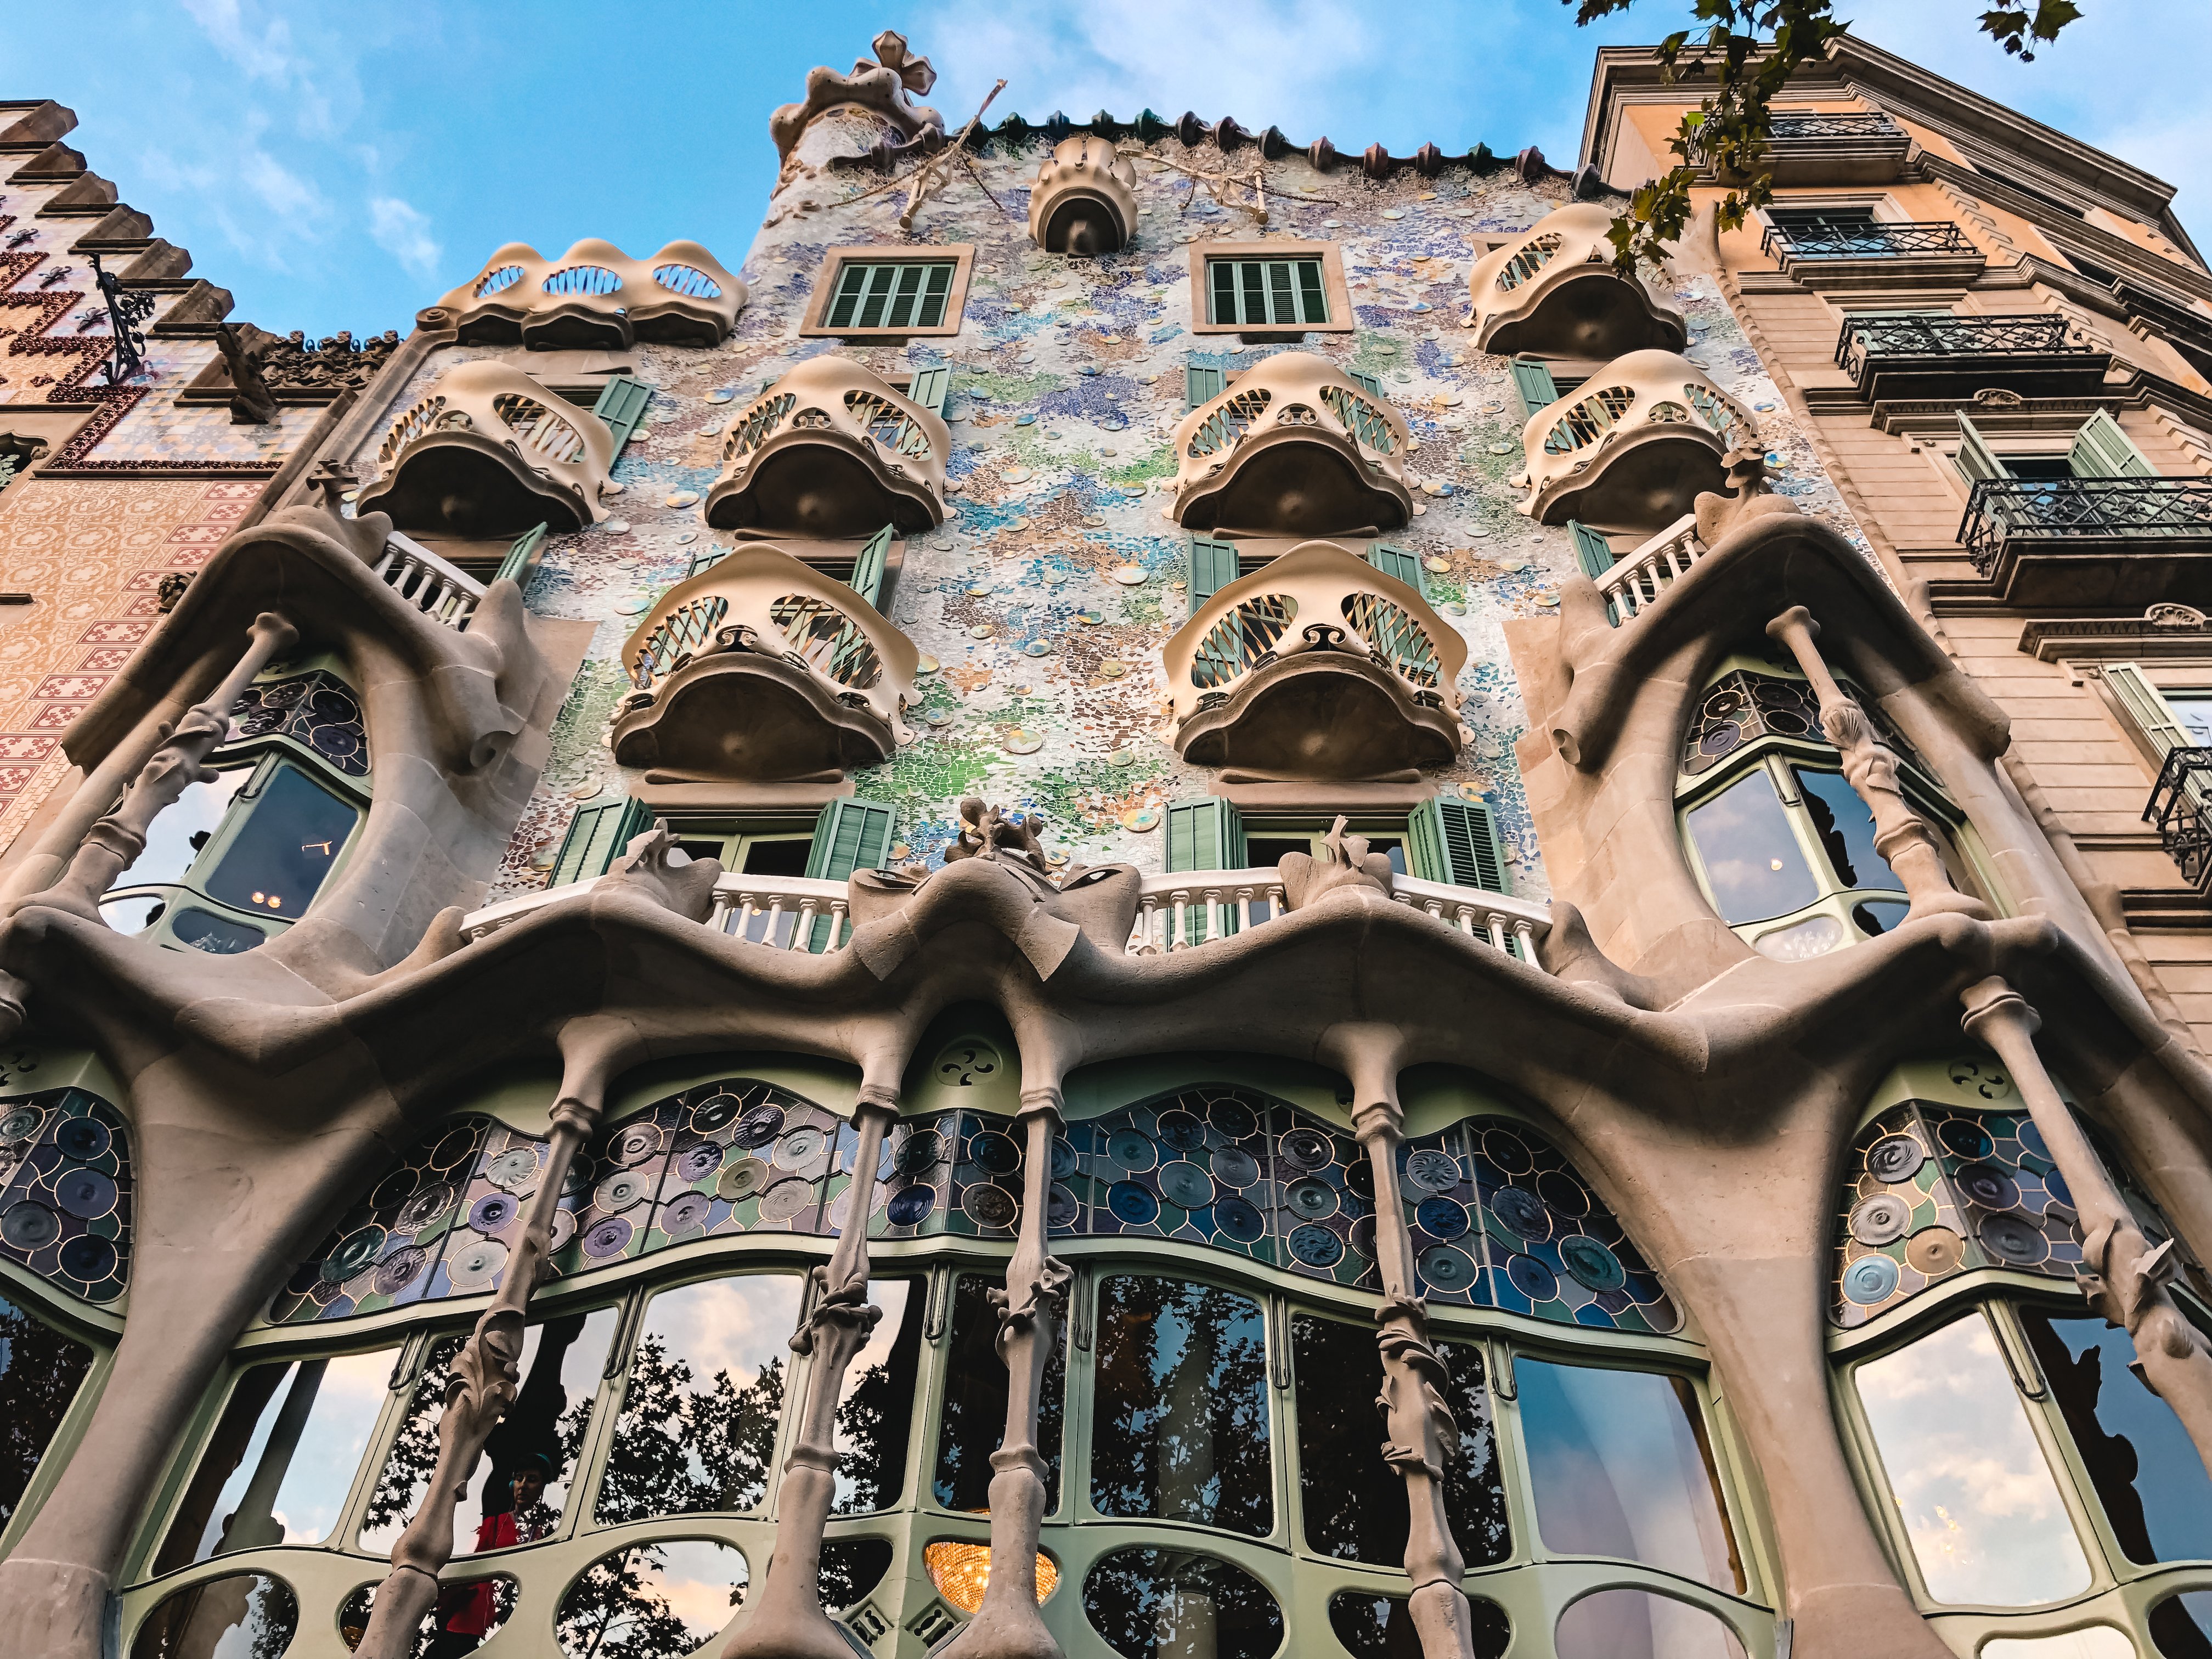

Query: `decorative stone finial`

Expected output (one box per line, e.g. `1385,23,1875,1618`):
770,32,945,167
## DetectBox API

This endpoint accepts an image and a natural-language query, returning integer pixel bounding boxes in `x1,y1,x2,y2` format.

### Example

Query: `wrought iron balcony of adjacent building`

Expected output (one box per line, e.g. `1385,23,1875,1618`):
1691,110,1914,185
1959,477,2212,608
1760,218,1984,291
2145,747,2212,893
1160,539,1467,782
1516,349,1758,534
703,357,949,538
1835,312,2111,402
610,543,916,804
1169,351,1412,536
1466,202,1686,362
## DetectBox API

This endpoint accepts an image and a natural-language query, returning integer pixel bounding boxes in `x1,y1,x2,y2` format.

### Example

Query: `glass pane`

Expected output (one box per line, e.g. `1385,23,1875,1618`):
362,1307,618,1556
1212,262,1238,325
828,263,867,329
1796,769,1904,893
820,1537,895,1611
159,1347,394,1568
1854,1311,2090,1604
1241,263,1266,326
2165,695,2212,747
201,764,357,920
2019,1307,2212,1564
1437,1339,1511,1566
130,1573,297,1659
1685,768,1820,923
834,1276,926,1515
596,1274,800,1524
2152,1589,2212,1658
1267,262,1295,326
934,1273,1065,1513
1299,260,1328,324
1329,1591,1510,1659
1515,1358,1741,1590
556,1538,749,1657
342,1574,517,1653
1293,1312,1406,1564
0,1293,94,1528
1091,1275,1272,1536
106,769,246,927
1082,1547,1283,1659
1554,1589,1747,1659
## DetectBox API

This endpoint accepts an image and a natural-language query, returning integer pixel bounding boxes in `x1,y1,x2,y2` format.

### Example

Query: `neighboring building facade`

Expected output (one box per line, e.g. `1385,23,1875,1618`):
1,32,2211,1659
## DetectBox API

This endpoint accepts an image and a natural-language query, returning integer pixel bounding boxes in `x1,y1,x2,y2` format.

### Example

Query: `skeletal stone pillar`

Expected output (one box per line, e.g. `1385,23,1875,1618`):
1962,977,2212,1480
353,1060,610,1659
1764,605,1987,921
725,1089,899,1659
936,1088,1070,1659
1352,1093,1476,1659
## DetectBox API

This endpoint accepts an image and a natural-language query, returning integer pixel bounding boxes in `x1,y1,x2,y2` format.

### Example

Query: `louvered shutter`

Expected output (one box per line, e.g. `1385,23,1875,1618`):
1568,521,1615,579
494,522,548,587
1186,365,1228,410
1509,359,1560,419
804,796,896,948
849,524,893,610
1165,798,1244,871
2104,663,2193,761
591,375,654,454
1350,370,1386,399
906,364,952,417
1189,536,1241,614
1408,796,1509,895
1368,543,1424,595
2069,409,2157,478
1954,411,2005,484
551,795,653,888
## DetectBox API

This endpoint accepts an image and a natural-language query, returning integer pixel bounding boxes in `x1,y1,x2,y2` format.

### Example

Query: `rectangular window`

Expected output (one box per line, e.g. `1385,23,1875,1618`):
1207,256,1328,328
1767,207,1888,252
803,246,975,340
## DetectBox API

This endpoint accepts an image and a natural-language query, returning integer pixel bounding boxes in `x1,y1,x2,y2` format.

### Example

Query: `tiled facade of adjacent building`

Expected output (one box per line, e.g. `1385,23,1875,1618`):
3,32,2212,1659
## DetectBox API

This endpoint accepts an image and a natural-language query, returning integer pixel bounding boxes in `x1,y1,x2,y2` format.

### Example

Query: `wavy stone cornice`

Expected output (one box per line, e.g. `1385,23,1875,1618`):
428,239,746,349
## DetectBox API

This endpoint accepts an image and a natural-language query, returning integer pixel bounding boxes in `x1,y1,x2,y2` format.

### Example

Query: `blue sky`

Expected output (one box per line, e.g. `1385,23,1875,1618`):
12,1,2207,338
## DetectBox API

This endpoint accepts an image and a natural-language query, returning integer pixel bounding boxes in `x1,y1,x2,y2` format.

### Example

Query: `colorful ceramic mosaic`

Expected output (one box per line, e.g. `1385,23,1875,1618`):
0,1087,132,1303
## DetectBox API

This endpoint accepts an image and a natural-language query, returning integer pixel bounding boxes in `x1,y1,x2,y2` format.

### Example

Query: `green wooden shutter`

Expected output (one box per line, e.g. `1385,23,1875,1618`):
1189,536,1241,615
1368,543,1424,596
592,375,653,453
804,795,896,948
1408,796,1509,894
1568,521,1614,579
1186,365,1228,411
1954,411,2005,485
494,522,548,587
906,364,952,417
849,524,893,610
2105,663,2193,761
1165,798,1244,872
1509,359,1560,419
551,795,653,887
1350,370,1386,399
2069,409,2157,478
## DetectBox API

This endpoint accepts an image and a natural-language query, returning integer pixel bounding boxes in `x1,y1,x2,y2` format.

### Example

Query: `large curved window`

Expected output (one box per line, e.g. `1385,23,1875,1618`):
935,1270,1067,1514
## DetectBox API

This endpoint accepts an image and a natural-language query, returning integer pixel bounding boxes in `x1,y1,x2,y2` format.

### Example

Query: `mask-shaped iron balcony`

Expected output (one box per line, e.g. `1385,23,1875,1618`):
704,357,950,538
1469,203,1687,360
1161,539,1466,782
1516,349,1758,534
432,238,746,349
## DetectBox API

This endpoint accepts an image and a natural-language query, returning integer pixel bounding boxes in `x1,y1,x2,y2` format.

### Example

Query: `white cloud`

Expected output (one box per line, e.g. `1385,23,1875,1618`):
369,195,443,281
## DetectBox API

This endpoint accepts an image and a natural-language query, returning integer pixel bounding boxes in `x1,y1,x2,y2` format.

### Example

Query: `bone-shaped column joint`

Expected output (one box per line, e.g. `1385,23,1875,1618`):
1961,978,2212,1481
1764,605,1987,922
936,1087,1071,1659
723,1086,900,1659
1351,1088,1477,1659
353,1073,610,1659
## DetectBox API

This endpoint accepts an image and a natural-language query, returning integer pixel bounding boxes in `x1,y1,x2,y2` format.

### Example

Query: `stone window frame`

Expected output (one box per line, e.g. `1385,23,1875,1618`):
799,245,977,341
1188,240,1355,338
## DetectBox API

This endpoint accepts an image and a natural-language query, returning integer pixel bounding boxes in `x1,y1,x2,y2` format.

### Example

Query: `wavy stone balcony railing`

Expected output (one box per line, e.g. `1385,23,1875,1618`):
356,360,616,536
1170,351,1412,536
610,542,916,788
1029,133,1138,253
1835,312,2108,401
1161,539,1466,780
1959,476,2212,607
1517,349,1757,532
460,866,1555,962
704,356,949,537
1467,202,1686,359
430,238,746,348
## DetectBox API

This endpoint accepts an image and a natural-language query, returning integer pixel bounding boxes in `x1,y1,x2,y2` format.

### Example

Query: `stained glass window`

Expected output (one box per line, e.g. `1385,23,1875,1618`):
223,670,370,778
0,1088,132,1303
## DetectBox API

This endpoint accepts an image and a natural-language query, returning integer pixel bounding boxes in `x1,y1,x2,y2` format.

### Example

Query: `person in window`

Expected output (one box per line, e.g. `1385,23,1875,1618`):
424,1453,551,1656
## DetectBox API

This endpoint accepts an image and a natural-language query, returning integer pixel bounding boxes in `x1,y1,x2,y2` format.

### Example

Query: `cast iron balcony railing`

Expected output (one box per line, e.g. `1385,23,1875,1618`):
1761,220,1972,259
1836,313,2083,371
1769,112,1908,140
1959,478,2212,575
2145,747,2212,888
1835,312,2108,401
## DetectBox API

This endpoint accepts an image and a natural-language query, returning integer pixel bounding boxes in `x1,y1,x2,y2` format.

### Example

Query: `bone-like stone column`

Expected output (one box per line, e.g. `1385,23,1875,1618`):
1764,606,1987,922
1961,977,2212,1479
724,1088,899,1659
1351,1079,1476,1659
935,1087,1071,1659
0,611,298,1039
354,1034,617,1659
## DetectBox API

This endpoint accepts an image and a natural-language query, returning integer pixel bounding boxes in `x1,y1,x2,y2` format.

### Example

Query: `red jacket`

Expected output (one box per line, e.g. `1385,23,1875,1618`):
437,1511,521,1635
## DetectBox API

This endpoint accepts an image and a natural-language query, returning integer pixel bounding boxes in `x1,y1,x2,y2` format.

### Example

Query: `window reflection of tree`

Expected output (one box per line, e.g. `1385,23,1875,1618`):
934,1274,1065,1513
554,1543,736,1659
1090,1276,1272,1536
1081,1546,1283,1659
0,1293,93,1528
833,1277,924,1515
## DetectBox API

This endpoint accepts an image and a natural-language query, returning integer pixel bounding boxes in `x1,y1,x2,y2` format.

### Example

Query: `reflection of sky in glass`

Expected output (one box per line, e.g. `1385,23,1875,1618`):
203,764,357,917
198,1349,393,1558
651,1539,750,1640
1553,1587,1747,1659
1980,1627,2135,1658
646,1273,799,1391
1855,1313,2089,1606
1685,770,1818,923
1796,769,1901,893
101,770,247,933
1516,1359,1740,1590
